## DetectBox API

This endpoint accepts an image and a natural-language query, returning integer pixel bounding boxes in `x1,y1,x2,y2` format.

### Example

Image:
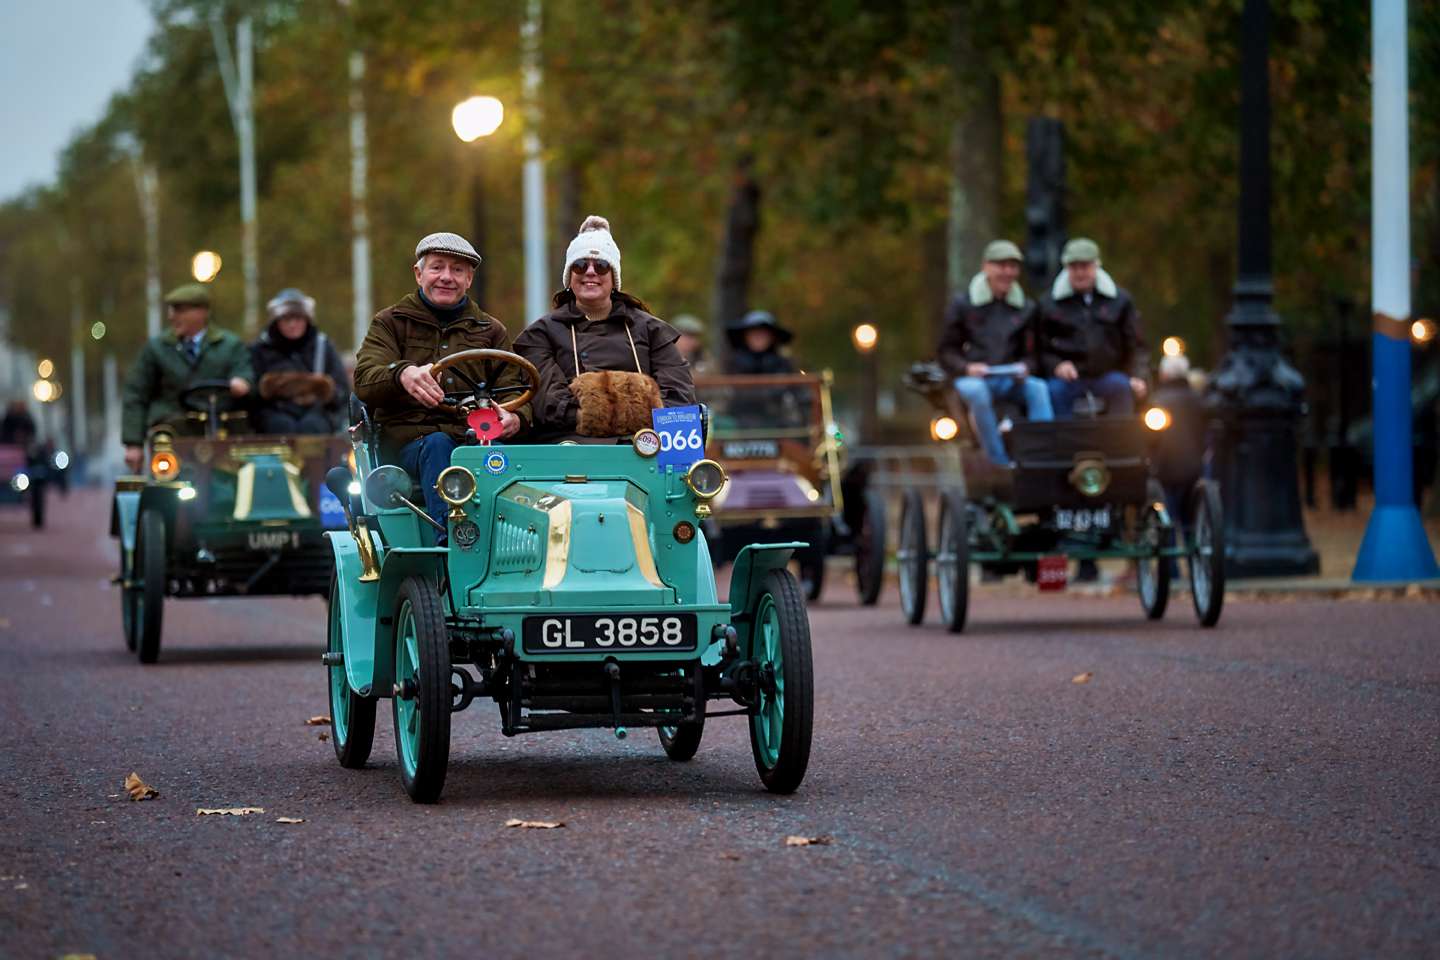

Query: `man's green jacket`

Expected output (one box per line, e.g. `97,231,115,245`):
122,327,255,445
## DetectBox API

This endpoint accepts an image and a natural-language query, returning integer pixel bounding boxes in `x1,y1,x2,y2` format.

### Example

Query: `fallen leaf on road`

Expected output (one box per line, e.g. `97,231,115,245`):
784,835,833,847
196,807,265,817
504,819,564,829
317,731,330,741
720,852,742,861
123,772,158,801
1072,672,1093,684
275,817,305,824
305,716,331,726
14,883,29,890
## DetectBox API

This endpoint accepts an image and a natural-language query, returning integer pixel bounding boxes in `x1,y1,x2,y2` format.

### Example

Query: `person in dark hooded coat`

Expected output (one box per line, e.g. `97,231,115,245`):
726,310,795,374
250,288,349,434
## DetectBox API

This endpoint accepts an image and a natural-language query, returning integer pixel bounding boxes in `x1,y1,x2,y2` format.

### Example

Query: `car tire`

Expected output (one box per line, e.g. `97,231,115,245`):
328,571,376,768
120,539,138,652
1188,479,1226,628
748,569,813,794
1136,480,1171,621
659,664,706,761
392,575,451,803
854,488,886,606
936,491,970,634
898,489,928,626
136,509,166,664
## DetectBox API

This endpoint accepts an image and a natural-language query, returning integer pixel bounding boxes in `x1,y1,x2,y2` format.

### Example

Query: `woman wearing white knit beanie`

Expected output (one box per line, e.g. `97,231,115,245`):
513,216,696,442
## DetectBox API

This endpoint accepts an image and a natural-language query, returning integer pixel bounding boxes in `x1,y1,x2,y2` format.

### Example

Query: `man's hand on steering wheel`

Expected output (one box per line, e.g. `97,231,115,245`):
400,363,446,407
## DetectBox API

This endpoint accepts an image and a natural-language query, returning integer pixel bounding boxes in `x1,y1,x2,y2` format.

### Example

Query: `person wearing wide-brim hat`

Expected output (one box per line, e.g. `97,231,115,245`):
120,282,254,473
250,288,349,434
726,309,795,375
353,231,530,538
1037,237,1148,418
936,239,1053,467
513,215,695,442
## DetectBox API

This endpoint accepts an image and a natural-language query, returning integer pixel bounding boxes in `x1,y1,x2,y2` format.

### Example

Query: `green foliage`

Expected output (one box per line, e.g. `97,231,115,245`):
1,0,1436,416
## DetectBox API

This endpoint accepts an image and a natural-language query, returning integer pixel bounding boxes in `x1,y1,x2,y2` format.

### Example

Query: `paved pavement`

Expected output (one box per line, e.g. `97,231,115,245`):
2,490,1437,958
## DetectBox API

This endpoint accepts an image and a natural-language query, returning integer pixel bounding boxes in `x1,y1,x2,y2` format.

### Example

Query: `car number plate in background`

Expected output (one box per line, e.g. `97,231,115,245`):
1054,506,1112,532
1037,555,1068,592
523,613,698,653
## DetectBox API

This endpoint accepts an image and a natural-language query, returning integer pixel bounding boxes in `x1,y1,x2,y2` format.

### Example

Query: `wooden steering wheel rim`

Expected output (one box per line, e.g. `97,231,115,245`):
430,348,540,413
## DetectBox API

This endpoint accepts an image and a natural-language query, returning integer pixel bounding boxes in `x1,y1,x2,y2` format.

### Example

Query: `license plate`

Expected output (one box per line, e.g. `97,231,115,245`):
722,439,779,459
1037,555,1068,591
522,613,699,654
247,530,301,551
1054,507,1112,532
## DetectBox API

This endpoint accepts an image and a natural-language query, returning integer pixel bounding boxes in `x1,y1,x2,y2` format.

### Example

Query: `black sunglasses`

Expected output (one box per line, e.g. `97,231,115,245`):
570,258,612,277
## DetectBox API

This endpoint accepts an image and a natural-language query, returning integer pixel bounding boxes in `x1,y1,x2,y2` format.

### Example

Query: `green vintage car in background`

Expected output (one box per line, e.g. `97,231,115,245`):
112,380,352,663
323,349,814,803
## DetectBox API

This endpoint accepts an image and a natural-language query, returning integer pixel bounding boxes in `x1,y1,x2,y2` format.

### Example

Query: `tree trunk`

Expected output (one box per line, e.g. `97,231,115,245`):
555,159,583,273
711,154,761,371
947,10,1002,301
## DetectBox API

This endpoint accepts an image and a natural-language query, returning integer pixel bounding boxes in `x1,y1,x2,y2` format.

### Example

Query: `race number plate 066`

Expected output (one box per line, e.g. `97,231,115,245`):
522,613,698,654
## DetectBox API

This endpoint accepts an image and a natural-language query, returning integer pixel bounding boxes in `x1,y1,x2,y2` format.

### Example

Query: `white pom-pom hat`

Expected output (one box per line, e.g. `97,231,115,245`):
562,215,622,291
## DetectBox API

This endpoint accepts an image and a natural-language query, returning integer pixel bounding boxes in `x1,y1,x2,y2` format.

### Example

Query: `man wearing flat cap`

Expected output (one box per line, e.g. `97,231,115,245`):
1037,237,1148,418
353,232,528,537
936,239,1053,467
121,282,254,473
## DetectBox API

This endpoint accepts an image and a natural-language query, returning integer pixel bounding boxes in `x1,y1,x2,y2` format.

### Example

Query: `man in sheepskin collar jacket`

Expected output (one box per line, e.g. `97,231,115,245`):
936,240,1053,466
1037,237,1148,418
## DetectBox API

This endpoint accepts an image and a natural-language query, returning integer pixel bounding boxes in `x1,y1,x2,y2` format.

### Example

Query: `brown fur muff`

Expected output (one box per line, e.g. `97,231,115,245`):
259,371,335,406
569,370,662,436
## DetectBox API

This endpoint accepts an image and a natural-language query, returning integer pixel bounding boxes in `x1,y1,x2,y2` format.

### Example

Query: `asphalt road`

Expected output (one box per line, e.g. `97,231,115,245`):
2,489,1437,959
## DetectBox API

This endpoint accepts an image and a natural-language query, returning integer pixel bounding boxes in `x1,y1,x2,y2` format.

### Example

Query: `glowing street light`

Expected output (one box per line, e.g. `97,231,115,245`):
32,379,61,403
37,358,55,378
1411,318,1436,345
1161,336,1186,357
192,250,223,283
451,96,504,143
852,323,879,353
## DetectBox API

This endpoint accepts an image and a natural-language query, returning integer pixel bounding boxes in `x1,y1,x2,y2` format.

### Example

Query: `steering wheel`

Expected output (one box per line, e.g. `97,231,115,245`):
179,379,237,414
431,349,540,416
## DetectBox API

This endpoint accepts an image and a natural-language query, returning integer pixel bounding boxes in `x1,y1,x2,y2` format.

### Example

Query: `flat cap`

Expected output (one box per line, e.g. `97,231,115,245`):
671,314,706,337
983,239,1024,263
164,283,211,306
1061,237,1102,265
415,231,480,267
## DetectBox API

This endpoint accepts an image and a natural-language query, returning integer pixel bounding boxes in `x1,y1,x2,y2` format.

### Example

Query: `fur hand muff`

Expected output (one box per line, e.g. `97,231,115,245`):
259,371,335,407
569,370,662,436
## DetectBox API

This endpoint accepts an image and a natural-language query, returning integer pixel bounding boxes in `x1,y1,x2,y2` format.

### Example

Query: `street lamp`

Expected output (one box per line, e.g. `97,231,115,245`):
852,323,879,443
1203,0,1317,577
37,358,55,379
452,96,504,306
192,250,223,283
1161,336,1186,357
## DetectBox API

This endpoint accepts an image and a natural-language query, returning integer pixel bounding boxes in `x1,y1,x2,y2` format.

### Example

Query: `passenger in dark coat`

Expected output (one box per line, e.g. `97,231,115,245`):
250,288,348,434
726,310,795,375
937,239,1053,466
514,216,695,442
1037,238,1149,418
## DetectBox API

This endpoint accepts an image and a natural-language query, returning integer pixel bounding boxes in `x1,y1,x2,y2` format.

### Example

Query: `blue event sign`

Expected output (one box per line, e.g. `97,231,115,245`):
652,404,705,470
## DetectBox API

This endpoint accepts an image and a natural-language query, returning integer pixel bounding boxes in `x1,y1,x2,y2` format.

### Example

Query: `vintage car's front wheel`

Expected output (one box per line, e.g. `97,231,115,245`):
898,489,928,625
135,508,166,664
1188,480,1225,628
328,571,376,768
119,539,138,652
392,576,451,803
936,491,971,634
1136,481,1172,621
853,488,887,606
748,569,813,794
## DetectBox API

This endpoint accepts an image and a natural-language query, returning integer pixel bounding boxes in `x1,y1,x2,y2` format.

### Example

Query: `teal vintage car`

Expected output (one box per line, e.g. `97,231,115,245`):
113,380,352,663
323,349,814,803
